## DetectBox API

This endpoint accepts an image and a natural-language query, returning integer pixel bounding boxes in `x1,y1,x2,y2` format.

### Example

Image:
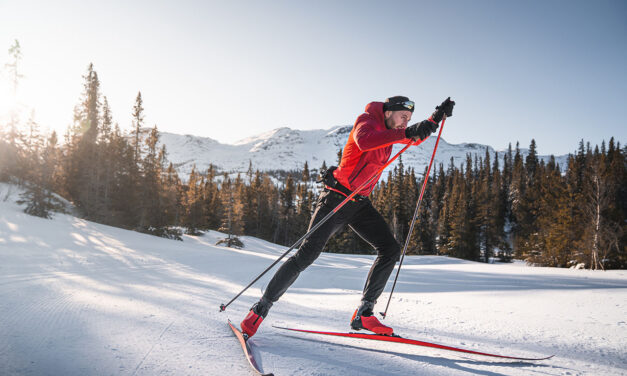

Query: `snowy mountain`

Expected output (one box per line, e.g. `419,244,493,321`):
157,126,570,179
159,126,351,177
1,182,626,376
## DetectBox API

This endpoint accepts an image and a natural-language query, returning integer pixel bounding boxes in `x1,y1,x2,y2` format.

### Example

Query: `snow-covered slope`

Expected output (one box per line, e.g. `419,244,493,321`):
157,126,570,178
1,184,625,376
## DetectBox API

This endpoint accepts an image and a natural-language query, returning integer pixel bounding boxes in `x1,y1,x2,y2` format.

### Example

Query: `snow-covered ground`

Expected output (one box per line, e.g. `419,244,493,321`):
1,184,626,375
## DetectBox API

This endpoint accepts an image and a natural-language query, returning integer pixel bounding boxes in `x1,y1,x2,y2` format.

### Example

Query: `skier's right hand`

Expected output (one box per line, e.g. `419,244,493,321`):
405,120,439,141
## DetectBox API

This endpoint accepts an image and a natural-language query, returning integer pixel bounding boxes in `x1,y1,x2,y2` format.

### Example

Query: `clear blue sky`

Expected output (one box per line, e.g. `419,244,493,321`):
1,0,625,155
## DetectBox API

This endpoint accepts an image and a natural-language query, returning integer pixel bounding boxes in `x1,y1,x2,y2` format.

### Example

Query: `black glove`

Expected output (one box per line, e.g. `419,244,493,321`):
405,120,439,140
431,97,455,124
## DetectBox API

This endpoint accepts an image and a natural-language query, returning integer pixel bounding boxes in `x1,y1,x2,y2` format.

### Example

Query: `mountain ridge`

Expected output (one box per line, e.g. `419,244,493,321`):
154,125,569,179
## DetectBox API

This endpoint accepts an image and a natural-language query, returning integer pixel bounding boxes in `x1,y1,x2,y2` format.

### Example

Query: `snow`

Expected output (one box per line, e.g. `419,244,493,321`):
1,183,626,375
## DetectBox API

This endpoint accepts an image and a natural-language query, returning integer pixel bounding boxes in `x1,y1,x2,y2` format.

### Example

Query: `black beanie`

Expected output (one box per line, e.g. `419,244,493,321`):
383,96,414,112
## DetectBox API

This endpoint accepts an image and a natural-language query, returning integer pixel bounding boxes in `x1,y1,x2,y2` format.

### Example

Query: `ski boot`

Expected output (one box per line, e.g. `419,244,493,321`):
350,300,393,335
240,297,273,338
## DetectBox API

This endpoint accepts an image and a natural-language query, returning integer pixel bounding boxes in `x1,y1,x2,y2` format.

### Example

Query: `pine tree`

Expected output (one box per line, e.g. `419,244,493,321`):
18,116,56,218
475,148,493,262
519,140,542,261
492,152,510,261
510,142,528,258
295,163,314,239
138,126,163,233
131,92,145,165
258,173,279,241
437,159,456,254
162,161,182,234
218,173,245,247
409,167,436,254
182,166,204,234
447,167,467,258
5,39,23,94
445,158,480,261
533,157,573,267
64,63,102,218
241,164,256,235
302,161,311,185
93,96,115,220
525,139,539,178
202,165,222,230
389,159,405,242
108,123,139,227
276,174,296,245
232,173,245,237
0,124,21,182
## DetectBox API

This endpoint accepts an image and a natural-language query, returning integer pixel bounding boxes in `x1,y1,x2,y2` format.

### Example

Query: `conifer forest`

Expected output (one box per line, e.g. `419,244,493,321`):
1,64,625,270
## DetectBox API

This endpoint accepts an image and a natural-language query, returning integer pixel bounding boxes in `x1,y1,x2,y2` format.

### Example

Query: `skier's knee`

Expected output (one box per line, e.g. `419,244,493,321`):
373,238,401,262
386,241,401,262
292,250,320,271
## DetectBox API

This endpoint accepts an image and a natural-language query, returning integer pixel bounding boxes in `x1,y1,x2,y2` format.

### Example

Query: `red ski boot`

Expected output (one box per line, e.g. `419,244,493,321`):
350,301,393,335
240,298,272,338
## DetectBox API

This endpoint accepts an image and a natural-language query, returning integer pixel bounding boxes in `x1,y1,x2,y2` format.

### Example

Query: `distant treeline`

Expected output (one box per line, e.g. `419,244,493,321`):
1,64,625,269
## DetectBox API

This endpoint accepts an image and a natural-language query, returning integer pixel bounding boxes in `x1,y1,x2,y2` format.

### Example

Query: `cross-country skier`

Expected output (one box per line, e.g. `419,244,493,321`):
241,96,455,337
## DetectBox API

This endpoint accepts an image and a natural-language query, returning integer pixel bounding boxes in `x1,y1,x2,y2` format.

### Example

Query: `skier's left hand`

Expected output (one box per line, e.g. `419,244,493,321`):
432,97,455,123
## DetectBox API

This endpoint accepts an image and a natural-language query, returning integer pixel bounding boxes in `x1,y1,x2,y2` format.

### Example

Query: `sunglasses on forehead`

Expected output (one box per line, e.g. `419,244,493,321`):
384,98,415,112
398,101,414,110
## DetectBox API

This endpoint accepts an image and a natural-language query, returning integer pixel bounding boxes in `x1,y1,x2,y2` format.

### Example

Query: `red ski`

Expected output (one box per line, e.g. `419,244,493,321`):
228,320,274,376
273,325,554,361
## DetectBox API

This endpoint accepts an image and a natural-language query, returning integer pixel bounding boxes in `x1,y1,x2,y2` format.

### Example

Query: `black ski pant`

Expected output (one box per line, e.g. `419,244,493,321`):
262,189,401,305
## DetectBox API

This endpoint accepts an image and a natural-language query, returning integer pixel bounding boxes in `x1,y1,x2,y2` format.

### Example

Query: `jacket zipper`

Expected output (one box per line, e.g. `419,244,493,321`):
348,162,368,185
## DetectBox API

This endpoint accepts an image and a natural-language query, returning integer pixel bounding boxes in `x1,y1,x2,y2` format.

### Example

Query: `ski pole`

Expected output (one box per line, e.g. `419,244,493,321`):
380,115,447,319
220,140,417,312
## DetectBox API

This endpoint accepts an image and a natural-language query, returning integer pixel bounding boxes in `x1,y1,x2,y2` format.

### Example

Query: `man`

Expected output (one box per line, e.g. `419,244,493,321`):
241,96,455,337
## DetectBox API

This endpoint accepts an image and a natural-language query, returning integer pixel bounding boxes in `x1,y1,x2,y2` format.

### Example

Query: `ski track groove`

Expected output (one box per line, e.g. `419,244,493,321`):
131,320,175,376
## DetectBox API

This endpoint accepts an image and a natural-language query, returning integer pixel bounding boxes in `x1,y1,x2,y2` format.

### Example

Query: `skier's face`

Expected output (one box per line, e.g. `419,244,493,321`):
384,110,412,130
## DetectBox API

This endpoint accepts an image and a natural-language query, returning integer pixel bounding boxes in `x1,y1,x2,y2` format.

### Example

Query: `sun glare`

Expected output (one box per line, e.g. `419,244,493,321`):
0,76,41,132
0,79,19,121
0,88,13,112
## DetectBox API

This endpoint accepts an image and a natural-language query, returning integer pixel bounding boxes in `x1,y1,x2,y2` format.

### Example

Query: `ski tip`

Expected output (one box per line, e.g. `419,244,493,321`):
227,319,239,331
228,319,252,341
513,354,555,361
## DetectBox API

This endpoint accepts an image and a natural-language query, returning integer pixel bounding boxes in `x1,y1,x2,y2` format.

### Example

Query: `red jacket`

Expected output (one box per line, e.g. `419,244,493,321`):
333,101,427,196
